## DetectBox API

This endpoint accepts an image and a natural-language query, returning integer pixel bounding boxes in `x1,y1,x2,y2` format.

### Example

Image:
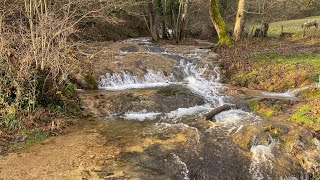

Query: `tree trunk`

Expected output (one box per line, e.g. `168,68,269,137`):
262,22,269,37
175,0,188,43
233,0,246,41
161,0,168,39
143,0,158,41
209,0,232,46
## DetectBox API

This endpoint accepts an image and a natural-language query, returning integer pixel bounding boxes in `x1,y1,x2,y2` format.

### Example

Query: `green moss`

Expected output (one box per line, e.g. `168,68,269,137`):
291,105,317,125
248,100,259,111
19,129,48,149
63,83,76,99
264,125,283,139
273,101,283,111
259,109,274,117
231,73,250,86
248,100,281,117
85,75,98,90
210,0,232,47
230,51,319,91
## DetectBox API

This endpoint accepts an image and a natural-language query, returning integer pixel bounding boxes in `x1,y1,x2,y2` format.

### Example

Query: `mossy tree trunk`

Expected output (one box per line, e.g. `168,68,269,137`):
233,0,246,41
209,0,232,47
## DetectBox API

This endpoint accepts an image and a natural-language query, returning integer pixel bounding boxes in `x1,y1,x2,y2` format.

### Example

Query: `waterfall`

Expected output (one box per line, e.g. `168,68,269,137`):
99,70,174,90
99,58,225,106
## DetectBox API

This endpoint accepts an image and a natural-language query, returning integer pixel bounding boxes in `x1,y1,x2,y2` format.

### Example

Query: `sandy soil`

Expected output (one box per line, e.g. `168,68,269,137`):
0,120,117,180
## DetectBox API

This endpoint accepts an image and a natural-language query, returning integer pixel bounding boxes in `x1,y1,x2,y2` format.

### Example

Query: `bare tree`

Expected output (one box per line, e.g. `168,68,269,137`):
234,0,246,40
175,0,189,43
142,0,190,43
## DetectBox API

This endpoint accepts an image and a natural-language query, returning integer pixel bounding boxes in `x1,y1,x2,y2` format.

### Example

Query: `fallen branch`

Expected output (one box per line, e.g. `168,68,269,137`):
205,104,236,120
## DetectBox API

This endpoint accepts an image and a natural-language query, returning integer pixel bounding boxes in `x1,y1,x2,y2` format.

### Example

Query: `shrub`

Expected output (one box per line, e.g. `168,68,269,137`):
0,1,79,130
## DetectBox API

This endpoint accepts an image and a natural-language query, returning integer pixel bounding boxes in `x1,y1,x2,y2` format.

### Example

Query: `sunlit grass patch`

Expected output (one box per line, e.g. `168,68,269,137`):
291,105,318,126
247,16,320,37
248,51,320,73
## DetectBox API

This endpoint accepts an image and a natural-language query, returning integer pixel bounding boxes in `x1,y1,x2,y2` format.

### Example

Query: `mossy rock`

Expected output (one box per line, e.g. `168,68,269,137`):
63,84,76,98
84,75,99,90
248,99,283,117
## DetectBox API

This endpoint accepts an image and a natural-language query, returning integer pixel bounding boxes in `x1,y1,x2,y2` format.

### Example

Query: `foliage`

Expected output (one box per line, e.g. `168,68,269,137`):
84,75,99,90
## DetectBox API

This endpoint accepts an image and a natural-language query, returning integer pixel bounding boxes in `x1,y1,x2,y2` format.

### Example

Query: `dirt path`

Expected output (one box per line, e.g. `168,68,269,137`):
0,120,118,180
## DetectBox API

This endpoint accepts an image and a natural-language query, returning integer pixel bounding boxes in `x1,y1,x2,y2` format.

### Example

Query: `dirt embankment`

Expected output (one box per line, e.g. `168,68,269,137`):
219,38,320,131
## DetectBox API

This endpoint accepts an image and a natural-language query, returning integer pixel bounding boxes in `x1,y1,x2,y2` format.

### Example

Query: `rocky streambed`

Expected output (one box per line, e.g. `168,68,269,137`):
0,38,319,179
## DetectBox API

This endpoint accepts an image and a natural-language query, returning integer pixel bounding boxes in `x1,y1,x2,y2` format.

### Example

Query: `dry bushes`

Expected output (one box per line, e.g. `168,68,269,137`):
0,0,79,130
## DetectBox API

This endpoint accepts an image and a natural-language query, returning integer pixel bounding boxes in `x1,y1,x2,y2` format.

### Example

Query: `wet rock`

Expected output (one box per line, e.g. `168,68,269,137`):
79,85,205,117
71,73,99,90
271,124,290,135
93,169,114,177
145,45,165,53
251,133,271,147
120,46,139,52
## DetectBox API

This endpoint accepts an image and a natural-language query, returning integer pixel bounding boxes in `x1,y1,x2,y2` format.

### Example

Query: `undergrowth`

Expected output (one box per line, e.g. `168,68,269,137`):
0,1,82,140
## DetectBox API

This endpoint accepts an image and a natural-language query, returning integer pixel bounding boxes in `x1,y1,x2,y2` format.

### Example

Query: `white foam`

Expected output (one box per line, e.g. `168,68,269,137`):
262,83,319,98
99,44,226,107
181,61,225,105
262,91,295,98
302,151,320,174
166,104,212,119
215,109,261,128
123,110,161,121
101,82,171,90
250,144,275,180
172,153,190,180
99,70,174,90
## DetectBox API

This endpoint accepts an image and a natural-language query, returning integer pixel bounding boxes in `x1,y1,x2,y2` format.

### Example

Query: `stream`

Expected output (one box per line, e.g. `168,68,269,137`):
76,38,316,180
2,38,317,179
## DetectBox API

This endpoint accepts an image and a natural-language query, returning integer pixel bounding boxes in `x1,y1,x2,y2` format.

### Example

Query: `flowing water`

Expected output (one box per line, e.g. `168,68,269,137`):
81,38,319,179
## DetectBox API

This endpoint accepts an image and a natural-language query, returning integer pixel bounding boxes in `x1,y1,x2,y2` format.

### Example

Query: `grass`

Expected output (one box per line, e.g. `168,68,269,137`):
249,51,320,71
18,129,48,150
248,16,320,37
291,105,317,126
